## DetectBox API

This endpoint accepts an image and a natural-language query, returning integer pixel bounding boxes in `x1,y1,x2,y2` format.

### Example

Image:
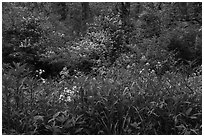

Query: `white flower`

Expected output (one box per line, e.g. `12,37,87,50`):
72,86,77,91
126,65,131,69
66,96,72,102
151,69,155,72
139,68,145,74
140,55,147,62
59,94,64,100
145,62,150,66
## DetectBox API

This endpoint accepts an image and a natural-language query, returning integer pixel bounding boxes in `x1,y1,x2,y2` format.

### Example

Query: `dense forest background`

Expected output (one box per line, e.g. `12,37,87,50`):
2,2,202,135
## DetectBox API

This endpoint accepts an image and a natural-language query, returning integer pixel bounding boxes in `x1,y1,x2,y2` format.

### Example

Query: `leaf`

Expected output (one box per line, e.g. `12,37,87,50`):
189,116,197,119
74,128,84,134
98,130,105,135
190,129,198,135
33,115,44,123
185,107,192,116
53,111,67,123
52,126,62,135
174,116,178,125
184,130,191,135
176,124,185,131
130,122,140,129
75,114,84,123
48,118,55,124
64,119,74,129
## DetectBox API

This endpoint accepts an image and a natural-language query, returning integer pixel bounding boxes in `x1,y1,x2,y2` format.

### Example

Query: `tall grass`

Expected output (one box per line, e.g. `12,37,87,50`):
2,63,202,134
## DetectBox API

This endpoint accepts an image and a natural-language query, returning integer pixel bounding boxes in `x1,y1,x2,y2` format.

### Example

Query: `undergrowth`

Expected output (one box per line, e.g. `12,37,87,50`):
2,62,202,135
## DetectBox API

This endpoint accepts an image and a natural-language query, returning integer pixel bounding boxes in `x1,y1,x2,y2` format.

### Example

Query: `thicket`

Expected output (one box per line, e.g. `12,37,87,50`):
2,2,202,135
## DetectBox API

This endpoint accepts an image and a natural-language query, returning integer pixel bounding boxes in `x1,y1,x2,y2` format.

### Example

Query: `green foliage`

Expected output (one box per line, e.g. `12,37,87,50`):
2,2,202,135
2,61,202,135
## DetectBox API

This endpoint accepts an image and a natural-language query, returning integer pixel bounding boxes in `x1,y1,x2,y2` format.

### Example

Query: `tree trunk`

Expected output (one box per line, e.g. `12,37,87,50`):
135,3,142,19
57,2,67,21
81,2,90,35
120,2,130,27
120,2,131,45
178,2,189,20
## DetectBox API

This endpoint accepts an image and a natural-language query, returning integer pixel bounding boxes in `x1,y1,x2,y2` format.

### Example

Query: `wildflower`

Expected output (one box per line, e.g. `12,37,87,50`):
145,62,150,66
66,96,72,102
126,65,131,69
59,94,64,100
140,55,147,63
150,69,155,74
139,68,145,74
